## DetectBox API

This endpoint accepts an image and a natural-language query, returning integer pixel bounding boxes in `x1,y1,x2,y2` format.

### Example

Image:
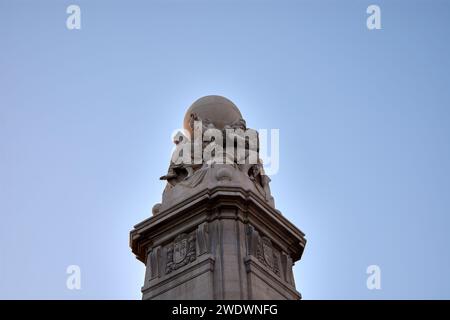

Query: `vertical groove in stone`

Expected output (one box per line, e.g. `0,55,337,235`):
235,217,243,299
219,217,225,299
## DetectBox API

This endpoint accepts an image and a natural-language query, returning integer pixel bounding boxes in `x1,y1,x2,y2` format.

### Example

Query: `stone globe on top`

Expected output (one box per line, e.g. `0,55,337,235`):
183,95,243,137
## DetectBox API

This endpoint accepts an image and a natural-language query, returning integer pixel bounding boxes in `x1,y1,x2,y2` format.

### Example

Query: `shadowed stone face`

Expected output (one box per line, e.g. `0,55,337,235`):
182,95,243,137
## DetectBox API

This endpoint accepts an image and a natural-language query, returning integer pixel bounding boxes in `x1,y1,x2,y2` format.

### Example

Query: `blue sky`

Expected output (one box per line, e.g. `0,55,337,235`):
1,0,450,299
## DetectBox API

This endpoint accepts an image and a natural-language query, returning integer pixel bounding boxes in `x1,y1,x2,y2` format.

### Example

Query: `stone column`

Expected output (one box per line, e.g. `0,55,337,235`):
130,166,306,300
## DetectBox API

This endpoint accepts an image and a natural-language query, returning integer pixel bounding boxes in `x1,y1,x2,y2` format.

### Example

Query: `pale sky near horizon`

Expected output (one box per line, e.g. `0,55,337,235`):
1,0,450,299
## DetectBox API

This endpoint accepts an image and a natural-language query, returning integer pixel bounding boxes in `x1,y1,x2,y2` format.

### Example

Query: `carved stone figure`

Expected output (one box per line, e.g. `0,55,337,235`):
246,225,282,277
160,132,195,185
159,95,274,207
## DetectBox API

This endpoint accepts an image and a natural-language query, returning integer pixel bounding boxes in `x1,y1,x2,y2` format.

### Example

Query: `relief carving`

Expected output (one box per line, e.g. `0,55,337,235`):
146,245,162,281
246,225,260,257
196,222,209,256
165,232,197,274
281,252,295,286
246,225,281,277
261,237,274,268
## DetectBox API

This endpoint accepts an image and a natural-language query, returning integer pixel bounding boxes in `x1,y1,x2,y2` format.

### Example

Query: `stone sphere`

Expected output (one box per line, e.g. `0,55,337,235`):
183,95,243,137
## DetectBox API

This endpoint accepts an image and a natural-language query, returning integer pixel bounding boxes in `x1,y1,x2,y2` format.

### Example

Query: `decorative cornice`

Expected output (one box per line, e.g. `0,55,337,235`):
130,186,306,263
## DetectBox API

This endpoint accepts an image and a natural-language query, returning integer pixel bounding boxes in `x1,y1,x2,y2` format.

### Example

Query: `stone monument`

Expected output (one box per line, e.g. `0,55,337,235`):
130,95,306,299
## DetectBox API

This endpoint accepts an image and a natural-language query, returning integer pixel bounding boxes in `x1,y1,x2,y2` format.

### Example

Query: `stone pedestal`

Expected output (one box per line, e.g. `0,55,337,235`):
130,165,306,300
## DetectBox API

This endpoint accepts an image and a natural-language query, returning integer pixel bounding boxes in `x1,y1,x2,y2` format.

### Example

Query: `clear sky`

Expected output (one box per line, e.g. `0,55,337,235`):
1,0,450,299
